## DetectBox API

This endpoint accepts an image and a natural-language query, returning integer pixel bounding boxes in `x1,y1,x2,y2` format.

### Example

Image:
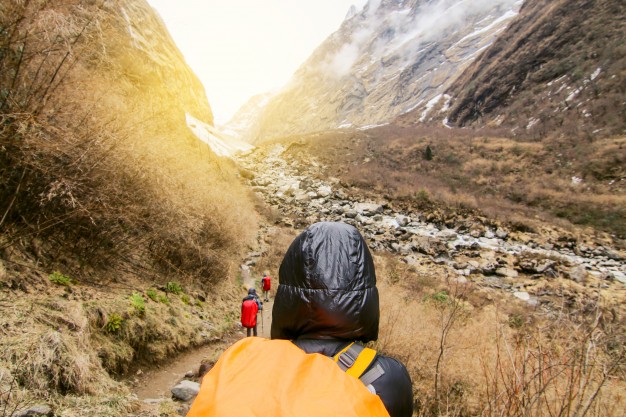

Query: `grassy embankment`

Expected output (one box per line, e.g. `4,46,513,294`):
1,2,256,415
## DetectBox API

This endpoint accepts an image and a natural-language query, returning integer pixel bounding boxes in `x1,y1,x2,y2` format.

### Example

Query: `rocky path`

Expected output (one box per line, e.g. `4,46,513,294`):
237,144,626,308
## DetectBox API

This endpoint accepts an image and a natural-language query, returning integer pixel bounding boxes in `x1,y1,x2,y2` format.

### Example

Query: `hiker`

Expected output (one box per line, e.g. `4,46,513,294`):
187,222,412,416
271,222,413,416
241,288,262,337
261,272,271,302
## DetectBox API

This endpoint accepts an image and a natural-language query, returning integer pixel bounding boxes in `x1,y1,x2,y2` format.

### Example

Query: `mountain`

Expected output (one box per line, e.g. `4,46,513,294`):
436,0,626,137
229,0,524,142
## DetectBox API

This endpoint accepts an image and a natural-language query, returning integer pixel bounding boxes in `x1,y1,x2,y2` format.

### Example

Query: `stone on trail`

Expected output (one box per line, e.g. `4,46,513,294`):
171,380,201,401
15,405,53,416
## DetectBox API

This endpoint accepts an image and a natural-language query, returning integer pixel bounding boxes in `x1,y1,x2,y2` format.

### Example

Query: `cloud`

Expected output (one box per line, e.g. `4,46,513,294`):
328,43,361,77
317,0,520,79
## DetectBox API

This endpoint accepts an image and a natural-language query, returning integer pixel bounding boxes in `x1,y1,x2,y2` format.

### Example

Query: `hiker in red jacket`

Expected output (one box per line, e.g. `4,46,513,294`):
261,273,271,302
241,288,262,337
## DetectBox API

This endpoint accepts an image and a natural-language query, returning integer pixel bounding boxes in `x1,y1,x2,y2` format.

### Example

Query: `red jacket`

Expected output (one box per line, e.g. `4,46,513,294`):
262,276,271,291
241,299,258,328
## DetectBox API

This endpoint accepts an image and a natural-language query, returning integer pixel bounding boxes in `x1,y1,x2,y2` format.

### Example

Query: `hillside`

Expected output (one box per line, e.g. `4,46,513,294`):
1,1,256,415
440,0,626,136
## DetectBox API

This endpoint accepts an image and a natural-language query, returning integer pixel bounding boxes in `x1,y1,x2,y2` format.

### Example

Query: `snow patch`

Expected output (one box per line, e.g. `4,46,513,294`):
455,9,518,45
419,94,443,122
566,87,582,102
526,118,539,130
590,68,602,81
338,122,354,129
439,94,452,113
358,122,389,131
186,114,254,158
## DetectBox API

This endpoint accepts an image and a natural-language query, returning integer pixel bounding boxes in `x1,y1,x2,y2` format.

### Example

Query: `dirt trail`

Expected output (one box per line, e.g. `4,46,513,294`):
132,340,233,400
131,265,273,400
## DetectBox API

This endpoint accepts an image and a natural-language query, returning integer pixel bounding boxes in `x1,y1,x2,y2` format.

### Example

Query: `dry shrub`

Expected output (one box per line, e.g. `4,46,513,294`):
0,298,112,396
0,0,256,285
374,256,625,417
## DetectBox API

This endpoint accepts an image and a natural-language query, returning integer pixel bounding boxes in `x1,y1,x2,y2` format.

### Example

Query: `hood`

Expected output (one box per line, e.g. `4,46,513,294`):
271,222,379,342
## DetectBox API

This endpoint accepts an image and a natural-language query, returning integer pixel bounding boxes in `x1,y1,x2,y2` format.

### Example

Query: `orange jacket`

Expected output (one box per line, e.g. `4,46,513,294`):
186,337,389,417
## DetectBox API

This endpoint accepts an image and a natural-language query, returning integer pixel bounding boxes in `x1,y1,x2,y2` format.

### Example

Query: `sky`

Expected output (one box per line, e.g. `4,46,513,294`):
147,1,368,124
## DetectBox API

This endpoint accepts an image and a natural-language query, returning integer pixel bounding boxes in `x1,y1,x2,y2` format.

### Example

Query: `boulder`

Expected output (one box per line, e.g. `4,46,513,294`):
566,265,588,283
496,268,519,278
412,236,449,257
171,380,201,401
395,215,411,227
353,202,384,216
15,405,53,417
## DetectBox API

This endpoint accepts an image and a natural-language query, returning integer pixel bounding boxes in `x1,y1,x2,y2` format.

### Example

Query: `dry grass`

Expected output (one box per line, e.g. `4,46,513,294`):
1,1,257,415
281,126,626,240
373,255,626,417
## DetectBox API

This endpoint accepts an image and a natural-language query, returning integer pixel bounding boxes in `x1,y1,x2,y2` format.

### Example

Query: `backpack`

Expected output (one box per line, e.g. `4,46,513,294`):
262,276,271,291
240,299,258,328
186,337,389,417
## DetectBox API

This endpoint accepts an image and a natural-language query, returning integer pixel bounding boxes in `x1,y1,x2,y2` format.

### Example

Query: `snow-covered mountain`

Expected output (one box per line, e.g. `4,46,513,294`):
228,0,523,142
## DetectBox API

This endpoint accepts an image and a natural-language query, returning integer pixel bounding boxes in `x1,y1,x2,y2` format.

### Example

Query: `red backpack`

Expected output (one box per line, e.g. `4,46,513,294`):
241,299,258,328
262,276,271,291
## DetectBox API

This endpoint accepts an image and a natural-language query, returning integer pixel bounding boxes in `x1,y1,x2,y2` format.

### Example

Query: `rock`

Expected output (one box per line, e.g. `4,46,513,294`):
566,265,588,283
171,380,201,401
435,229,457,241
495,228,509,239
496,268,519,278
317,185,332,197
344,209,358,219
611,271,626,285
481,262,498,275
0,259,6,281
395,215,410,227
15,405,53,416
353,202,384,216
413,236,449,257
513,291,530,301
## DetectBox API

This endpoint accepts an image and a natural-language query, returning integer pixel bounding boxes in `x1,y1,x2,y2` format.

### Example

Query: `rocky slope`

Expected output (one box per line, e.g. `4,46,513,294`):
238,144,626,309
228,0,523,142
432,0,626,136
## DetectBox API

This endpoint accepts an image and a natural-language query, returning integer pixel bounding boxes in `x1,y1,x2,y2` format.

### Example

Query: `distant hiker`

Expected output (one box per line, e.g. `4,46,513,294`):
241,288,262,337
187,222,412,416
261,272,271,302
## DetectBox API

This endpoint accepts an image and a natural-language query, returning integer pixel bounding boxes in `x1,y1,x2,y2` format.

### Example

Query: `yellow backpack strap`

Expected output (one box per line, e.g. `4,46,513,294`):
333,342,378,379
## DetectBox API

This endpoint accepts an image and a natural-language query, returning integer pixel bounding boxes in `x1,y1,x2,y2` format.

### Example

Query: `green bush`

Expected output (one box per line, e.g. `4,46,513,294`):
158,294,170,305
165,281,183,295
129,293,145,315
106,313,124,333
181,294,191,305
49,271,72,286
146,288,158,302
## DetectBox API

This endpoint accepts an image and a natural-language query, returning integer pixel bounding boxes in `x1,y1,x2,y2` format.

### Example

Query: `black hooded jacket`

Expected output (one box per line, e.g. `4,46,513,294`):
272,222,413,417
